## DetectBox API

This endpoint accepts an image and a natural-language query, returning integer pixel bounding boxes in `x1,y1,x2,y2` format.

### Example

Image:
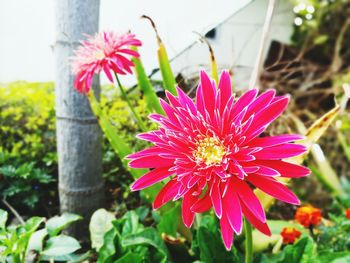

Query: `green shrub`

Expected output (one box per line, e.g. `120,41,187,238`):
0,82,56,166
0,81,150,209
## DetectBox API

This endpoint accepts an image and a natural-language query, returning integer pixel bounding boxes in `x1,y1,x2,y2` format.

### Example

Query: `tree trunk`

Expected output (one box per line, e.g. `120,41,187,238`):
54,0,103,238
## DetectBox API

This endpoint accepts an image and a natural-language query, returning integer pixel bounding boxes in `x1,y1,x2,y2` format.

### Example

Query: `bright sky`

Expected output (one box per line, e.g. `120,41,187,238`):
0,0,250,83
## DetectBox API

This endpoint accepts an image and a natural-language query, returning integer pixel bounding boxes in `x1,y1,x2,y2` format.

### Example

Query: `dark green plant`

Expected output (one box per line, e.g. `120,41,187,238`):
0,152,54,209
0,209,88,262
90,209,169,263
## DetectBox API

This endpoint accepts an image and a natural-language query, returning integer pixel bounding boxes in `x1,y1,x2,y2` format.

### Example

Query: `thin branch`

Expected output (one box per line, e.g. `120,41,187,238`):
2,198,25,225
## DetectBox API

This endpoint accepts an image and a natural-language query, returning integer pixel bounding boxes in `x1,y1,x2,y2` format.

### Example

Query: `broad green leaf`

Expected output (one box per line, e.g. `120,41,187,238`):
317,252,350,263
0,209,8,229
97,227,119,263
115,252,142,263
132,48,164,115
121,211,144,236
260,236,316,263
89,209,115,252
135,206,149,221
41,251,91,262
41,235,81,256
46,213,82,237
24,216,45,232
193,215,240,263
157,203,180,236
26,228,48,252
122,227,169,263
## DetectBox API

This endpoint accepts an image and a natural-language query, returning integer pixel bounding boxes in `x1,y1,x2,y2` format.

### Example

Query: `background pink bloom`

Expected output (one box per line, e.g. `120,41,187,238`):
71,31,141,93
128,70,310,250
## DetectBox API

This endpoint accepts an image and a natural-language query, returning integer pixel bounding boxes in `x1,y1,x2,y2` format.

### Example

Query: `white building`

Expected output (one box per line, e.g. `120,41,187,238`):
169,0,294,90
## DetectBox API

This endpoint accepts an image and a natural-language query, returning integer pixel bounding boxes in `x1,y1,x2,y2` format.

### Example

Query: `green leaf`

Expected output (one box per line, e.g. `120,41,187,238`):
24,216,45,232
41,251,91,262
97,227,119,263
122,227,169,263
264,236,316,263
157,203,180,236
313,35,328,45
0,209,8,229
121,211,143,236
317,251,350,263
115,251,143,263
27,228,48,252
42,235,81,256
135,206,149,221
89,209,115,252
46,213,82,237
193,215,240,263
132,48,164,115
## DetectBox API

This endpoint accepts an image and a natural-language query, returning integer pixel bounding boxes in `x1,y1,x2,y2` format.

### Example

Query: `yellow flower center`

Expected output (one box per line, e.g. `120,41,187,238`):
193,137,226,165
94,50,106,60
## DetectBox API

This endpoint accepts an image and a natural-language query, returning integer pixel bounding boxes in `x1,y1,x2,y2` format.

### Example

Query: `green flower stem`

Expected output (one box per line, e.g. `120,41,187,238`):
244,219,253,263
114,73,147,132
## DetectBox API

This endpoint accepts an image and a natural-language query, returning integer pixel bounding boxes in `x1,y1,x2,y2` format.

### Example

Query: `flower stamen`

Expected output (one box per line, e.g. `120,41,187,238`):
193,136,226,165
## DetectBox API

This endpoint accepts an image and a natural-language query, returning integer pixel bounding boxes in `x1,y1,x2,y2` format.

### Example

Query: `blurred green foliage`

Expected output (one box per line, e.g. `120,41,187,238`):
0,82,151,210
291,0,350,65
0,82,56,166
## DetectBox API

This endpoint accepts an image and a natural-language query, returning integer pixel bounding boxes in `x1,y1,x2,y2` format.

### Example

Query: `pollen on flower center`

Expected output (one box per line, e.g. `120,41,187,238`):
193,136,226,165
94,50,106,60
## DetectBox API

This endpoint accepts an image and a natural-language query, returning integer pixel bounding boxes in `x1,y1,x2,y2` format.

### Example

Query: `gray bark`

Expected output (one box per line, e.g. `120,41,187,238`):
54,0,104,238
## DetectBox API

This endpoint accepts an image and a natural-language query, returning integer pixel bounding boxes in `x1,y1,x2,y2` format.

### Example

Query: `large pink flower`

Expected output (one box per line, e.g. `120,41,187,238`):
71,31,142,93
127,70,310,250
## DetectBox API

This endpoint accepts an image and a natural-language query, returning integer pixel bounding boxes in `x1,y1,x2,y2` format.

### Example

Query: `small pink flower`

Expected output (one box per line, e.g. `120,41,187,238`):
71,31,141,93
128,70,310,250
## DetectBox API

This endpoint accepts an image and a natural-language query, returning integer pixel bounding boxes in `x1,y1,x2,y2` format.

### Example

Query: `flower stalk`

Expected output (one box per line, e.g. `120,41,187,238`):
244,219,253,263
114,73,147,132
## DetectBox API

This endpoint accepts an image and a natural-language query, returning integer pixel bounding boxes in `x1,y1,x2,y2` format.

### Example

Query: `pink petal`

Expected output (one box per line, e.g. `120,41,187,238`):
218,70,233,112
191,191,212,213
255,165,280,177
254,160,310,178
153,179,180,209
248,134,304,148
247,96,289,132
220,213,234,250
210,180,223,218
126,146,162,159
182,192,196,228
253,144,307,159
200,70,216,117
129,155,174,168
131,167,173,191
247,174,300,205
231,177,266,223
223,180,242,234
245,89,276,119
241,202,271,236
231,89,258,117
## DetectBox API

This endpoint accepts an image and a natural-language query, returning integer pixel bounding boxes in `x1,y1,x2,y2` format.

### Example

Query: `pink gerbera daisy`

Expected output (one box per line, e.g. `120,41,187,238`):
127,70,310,250
71,31,142,93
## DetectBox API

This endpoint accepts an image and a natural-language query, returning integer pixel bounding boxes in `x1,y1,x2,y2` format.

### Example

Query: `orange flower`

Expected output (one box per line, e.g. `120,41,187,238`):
295,206,322,228
280,227,302,244
346,208,350,220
